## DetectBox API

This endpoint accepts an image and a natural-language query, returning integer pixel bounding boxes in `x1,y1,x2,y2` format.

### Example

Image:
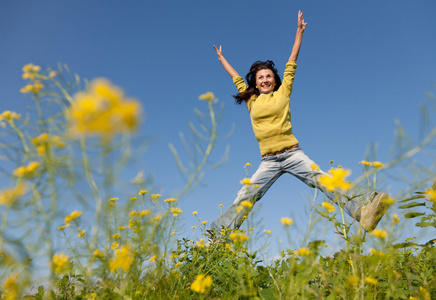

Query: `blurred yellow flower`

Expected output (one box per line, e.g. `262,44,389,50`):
171,207,183,217
359,160,372,166
240,200,253,208
229,232,249,242
20,80,43,93
219,204,224,207
3,274,18,300
139,209,151,217
245,163,252,167
280,217,293,226
130,197,138,201
77,229,85,237
347,275,359,286
295,248,311,256
22,63,41,80
93,249,104,258
321,201,336,213
393,214,400,224
372,161,384,167
164,197,177,203
369,248,384,256
190,274,213,293
64,210,82,225
68,78,141,140
13,161,41,178
139,189,148,195
424,189,436,202
202,220,208,225
311,163,320,171
112,234,121,239
0,184,27,206
364,277,378,285
109,245,134,272
240,178,251,185
347,259,353,266
52,253,69,274
0,111,21,122
198,92,215,102
111,242,120,249
151,194,161,199
192,211,198,215
264,230,271,234
319,168,351,192
58,225,67,231
371,229,387,238
175,262,183,267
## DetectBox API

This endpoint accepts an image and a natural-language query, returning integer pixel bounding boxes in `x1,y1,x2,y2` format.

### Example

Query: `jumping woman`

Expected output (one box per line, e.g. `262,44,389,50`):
209,11,389,235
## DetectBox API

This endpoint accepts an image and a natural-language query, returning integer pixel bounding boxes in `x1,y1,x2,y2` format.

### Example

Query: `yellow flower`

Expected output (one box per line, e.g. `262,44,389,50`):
229,232,249,242
0,111,21,122
219,204,224,207
371,229,387,238
319,168,351,192
280,217,294,226
198,92,215,102
139,209,151,217
67,78,141,140
111,242,120,249
93,249,104,258
347,259,353,266
171,207,183,217
138,189,148,195
118,226,127,230
240,178,251,185
13,161,41,178
22,63,41,80
393,214,400,224
424,189,436,203
164,197,177,203
295,248,311,256
0,184,27,206
372,161,384,167
202,220,208,225
192,211,198,215
130,197,138,201
58,225,67,231
347,275,359,286
3,274,19,300
20,80,43,93
64,210,82,225
151,194,161,199
245,163,252,167
311,163,320,171
190,274,213,293
359,160,373,166
109,245,134,272
192,226,196,229
77,229,85,237
175,262,183,267
240,200,253,208
364,277,378,285
264,230,271,234
112,234,121,239
52,253,69,274
419,286,431,300
321,201,336,213
369,248,384,256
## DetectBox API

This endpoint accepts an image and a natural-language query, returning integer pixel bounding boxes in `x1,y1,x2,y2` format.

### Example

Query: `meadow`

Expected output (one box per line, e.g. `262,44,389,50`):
0,64,435,299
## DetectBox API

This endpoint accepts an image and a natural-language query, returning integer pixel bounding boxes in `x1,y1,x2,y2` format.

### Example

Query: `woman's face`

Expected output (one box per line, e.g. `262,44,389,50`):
255,69,276,94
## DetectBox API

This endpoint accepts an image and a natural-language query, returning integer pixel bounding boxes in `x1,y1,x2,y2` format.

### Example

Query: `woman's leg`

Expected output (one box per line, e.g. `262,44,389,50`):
210,156,283,231
280,147,364,220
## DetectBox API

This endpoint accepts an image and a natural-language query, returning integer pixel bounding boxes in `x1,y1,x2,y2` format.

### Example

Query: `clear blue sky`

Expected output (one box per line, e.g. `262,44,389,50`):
1,1,435,257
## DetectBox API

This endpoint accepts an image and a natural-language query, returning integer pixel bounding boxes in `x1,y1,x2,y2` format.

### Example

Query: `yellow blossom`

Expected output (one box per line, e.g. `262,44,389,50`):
192,226,196,229
118,226,127,230
295,248,311,256
321,201,336,213
364,277,378,285
130,197,138,201
58,225,67,231
112,234,121,239
424,189,436,202
129,211,138,217
109,245,134,272
311,163,320,171
13,161,41,178
67,78,141,140
139,209,151,217
393,214,400,224
198,92,215,102
3,274,19,300
20,80,43,93
202,220,208,225
219,204,224,207
64,210,82,225
369,248,384,256
245,163,252,167
138,189,148,195
359,160,373,166
240,178,251,185
0,111,21,122
111,242,120,249
93,249,104,258
264,230,271,234
229,232,249,242
151,194,161,199
347,259,353,266
171,207,183,217
77,229,85,237
22,63,41,80
280,217,294,226
419,286,431,300
52,253,70,274
0,184,27,206
371,229,387,238
164,197,177,203
240,200,253,208
151,214,162,223
347,275,359,286
192,211,198,215
319,168,351,192
175,262,183,267
372,161,384,167
190,274,213,293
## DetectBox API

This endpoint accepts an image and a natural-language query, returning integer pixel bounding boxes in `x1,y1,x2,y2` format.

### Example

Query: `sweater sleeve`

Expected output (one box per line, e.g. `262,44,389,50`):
232,76,248,93
277,61,297,98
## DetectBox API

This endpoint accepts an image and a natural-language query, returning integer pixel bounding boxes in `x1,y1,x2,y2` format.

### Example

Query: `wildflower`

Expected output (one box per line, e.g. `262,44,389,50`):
318,168,351,192
77,229,85,237
198,92,215,102
130,197,138,201
129,211,138,217
419,287,431,300
225,243,233,250
202,220,208,225
20,80,43,93
229,232,249,242
58,225,67,231
369,248,384,256
264,230,271,234
139,209,151,217
48,70,57,78
249,228,254,231
13,161,41,178
151,194,161,199
171,207,183,217
195,240,205,248
52,253,70,274
109,245,134,272
364,277,378,285
150,255,157,262
371,229,387,238
111,242,120,249
240,178,251,185
347,275,359,286
280,217,294,226
192,211,198,215
393,214,400,224
219,204,224,207
424,189,436,202
245,163,252,167
192,226,196,229
311,163,320,171
359,160,373,166
138,189,148,195
151,214,162,223
0,111,21,122
67,78,141,140
295,248,311,256
164,197,177,203
22,63,41,80
112,234,121,239
190,274,213,293
64,210,82,225
3,274,18,300
108,197,118,207
175,262,183,267
240,200,253,208
93,249,104,258
372,161,383,167
347,259,353,266
0,184,27,206
321,201,336,213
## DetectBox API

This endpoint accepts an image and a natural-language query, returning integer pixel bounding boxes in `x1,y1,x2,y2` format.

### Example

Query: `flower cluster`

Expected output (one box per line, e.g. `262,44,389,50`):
318,168,351,192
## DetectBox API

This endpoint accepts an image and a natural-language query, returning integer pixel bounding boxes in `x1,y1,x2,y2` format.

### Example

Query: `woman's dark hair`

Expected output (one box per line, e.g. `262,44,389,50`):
233,60,282,105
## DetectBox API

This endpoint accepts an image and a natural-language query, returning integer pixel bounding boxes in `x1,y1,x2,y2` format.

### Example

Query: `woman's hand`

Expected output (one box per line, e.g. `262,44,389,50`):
297,10,307,32
213,45,223,60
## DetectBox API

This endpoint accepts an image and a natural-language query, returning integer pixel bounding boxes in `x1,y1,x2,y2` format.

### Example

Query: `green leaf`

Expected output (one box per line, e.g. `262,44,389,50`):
398,202,426,209
404,212,426,218
415,221,436,228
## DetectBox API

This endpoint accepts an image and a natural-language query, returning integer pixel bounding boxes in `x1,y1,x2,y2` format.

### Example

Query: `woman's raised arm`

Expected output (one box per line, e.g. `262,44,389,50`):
289,10,307,62
213,45,239,78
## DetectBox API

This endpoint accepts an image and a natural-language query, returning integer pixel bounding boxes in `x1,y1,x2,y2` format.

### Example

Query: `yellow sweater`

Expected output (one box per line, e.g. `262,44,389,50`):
232,61,299,156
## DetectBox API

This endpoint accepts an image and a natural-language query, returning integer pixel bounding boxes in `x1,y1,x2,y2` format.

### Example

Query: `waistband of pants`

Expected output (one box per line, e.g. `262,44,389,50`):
261,144,299,158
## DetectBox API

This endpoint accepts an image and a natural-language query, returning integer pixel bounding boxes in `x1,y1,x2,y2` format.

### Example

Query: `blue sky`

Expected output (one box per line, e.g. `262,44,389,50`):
1,0,436,258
